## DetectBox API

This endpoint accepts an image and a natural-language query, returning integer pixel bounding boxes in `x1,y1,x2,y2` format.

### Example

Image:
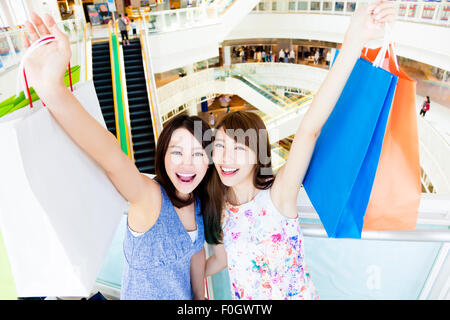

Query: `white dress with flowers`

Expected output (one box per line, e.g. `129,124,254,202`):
221,188,318,300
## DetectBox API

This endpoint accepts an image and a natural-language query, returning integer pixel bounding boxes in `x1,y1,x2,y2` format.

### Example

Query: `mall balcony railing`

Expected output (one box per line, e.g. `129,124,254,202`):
252,0,450,27
0,19,84,75
215,66,312,109
141,0,236,33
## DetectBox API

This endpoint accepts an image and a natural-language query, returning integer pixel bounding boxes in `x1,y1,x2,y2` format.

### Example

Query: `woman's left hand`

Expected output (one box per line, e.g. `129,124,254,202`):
345,0,397,46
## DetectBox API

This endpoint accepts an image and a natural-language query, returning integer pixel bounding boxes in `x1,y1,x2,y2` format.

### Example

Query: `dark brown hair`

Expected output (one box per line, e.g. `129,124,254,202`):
204,111,275,244
154,114,214,209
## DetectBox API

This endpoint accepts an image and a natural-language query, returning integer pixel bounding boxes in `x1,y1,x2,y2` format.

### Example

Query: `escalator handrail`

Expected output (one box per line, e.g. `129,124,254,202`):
138,19,160,141
84,22,91,81
108,20,132,158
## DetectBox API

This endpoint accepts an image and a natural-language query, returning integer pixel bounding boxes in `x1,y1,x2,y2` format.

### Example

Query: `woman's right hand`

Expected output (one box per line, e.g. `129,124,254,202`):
22,12,71,99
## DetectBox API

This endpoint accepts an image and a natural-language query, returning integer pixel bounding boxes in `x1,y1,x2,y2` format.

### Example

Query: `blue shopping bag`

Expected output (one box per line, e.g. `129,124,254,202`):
303,54,398,239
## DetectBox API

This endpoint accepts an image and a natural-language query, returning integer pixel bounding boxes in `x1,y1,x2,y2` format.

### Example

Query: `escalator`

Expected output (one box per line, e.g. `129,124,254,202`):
231,74,283,106
122,38,156,174
92,41,117,137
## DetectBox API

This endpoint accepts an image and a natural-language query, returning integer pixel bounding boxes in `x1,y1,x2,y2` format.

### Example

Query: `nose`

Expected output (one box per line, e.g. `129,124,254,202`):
182,152,194,166
222,145,237,165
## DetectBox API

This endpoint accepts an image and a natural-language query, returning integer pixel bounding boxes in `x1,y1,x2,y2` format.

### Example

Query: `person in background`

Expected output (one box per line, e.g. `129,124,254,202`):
118,14,130,46
124,12,131,24
314,49,319,64
209,112,215,127
278,49,285,63
290,48,295,63
131,19,137,37
256,50,262,63
326,49,332,67
419,96,431,117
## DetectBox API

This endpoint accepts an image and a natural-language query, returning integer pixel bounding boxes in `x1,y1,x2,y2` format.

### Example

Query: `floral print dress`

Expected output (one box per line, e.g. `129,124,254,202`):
221,188,318,300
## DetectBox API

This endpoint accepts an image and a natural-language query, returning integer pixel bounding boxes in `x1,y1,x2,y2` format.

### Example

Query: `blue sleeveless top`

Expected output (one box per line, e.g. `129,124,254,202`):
120,182,205,300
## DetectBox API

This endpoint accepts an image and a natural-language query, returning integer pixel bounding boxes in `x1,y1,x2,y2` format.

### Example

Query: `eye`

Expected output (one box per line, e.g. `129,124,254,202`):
235,145,246,151
214,143,224,149
193,152,204,157
171,151,182,156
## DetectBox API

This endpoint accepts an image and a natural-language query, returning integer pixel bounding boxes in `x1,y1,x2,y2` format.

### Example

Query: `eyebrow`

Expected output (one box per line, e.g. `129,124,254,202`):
168,145,204,150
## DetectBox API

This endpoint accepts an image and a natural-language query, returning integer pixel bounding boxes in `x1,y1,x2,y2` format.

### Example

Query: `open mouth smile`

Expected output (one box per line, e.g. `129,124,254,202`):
220,167,239,177
176,173,196,184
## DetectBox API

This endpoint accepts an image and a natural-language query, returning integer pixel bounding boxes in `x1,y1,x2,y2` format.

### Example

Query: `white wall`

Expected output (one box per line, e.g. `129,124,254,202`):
148,24,221,73
147,0,260,73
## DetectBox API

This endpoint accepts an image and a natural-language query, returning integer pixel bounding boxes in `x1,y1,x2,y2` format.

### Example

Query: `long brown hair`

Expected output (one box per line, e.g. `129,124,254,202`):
204,111,275,244
154,114,214,209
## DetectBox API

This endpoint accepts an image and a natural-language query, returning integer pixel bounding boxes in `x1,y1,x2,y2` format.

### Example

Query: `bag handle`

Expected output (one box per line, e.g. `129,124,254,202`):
372,24,399,71
16,36,73,108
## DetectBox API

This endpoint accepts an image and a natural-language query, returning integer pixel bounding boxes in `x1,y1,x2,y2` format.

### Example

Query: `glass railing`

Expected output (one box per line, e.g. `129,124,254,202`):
252,0,450,27
0,29,24,72
142,0,236,33
0,19,84,74
157,64,315,123
143,6,219,33
214,67,298,108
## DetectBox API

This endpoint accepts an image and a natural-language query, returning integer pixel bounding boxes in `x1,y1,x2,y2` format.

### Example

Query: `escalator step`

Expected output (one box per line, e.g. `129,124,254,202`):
127,90,148,99
124,59,143,66
93,61,110,68
123,71,144,78
128,96,149,105
92,57,110,64
134,148,153,156
130,109,151,118
125,78,146,86
129,105,150,113
133,139,154,148
138,165,155,173
93,74,112,81
124,65,144,73
131,124,152,132
132,132,153,140
126,83,147,91
95,67,113,74
126,54,143,61
95,85,113,93
98,95,114,102
124,48,141,54
135,156,155,164
105,119,116,128
131,117,151,126
93,78,113,86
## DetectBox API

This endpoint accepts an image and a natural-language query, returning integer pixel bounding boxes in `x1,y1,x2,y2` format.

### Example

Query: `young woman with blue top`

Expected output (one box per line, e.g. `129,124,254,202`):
22,12,213,300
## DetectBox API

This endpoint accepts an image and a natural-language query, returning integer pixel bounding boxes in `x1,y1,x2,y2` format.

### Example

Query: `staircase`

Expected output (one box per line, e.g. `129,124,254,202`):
92,41,117,137
123,38,156,174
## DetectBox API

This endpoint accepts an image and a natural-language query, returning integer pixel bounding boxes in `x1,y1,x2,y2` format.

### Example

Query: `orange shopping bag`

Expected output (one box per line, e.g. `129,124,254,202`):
361,45,421,231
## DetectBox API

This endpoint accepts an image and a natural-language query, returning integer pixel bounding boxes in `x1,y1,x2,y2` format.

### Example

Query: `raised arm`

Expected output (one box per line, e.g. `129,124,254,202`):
23,13,159,210
272,1,396,216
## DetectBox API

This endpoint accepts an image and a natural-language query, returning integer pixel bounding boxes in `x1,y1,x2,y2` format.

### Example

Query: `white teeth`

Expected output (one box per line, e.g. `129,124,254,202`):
177,173,195,177
222,167,238,172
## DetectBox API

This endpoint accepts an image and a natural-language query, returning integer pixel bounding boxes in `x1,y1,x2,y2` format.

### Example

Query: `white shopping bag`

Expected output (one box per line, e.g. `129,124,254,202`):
0,36,127,297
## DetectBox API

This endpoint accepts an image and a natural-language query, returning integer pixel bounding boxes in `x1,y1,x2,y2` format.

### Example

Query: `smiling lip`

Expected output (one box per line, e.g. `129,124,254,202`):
220,167,239,177
176,173,196,184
